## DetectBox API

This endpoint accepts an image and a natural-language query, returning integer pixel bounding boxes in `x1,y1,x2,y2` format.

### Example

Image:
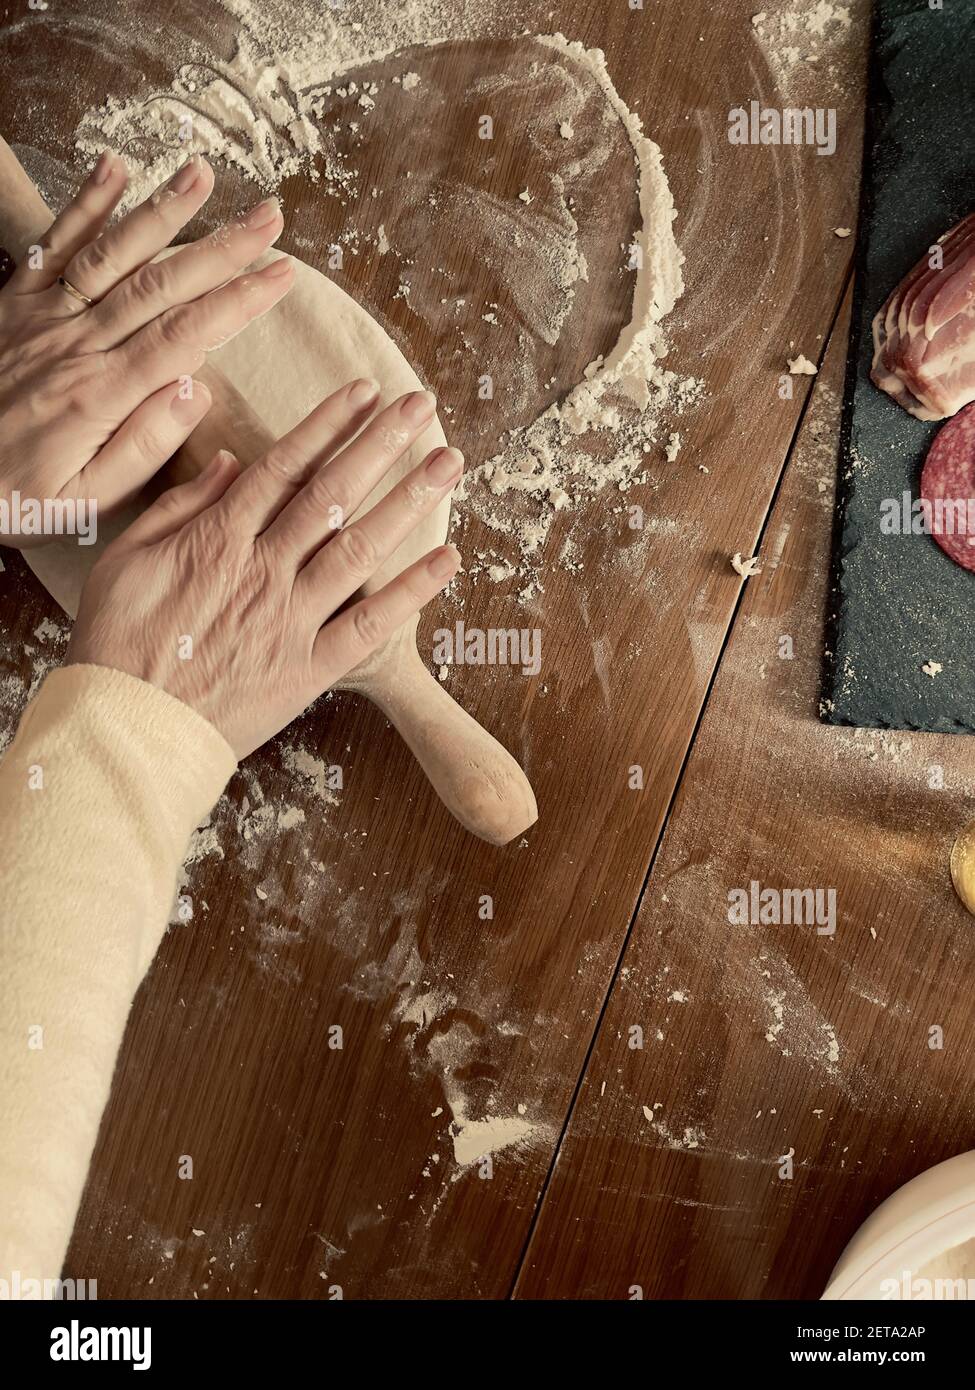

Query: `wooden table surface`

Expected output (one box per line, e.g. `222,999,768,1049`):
3,0,971,1301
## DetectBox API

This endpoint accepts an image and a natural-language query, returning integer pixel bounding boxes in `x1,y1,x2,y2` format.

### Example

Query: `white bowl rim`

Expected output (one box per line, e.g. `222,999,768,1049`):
824,1198,975,1299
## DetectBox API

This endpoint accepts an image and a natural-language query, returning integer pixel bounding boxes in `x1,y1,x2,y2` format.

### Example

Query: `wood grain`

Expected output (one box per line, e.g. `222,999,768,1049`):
516,288,975,1299
0,0,875,1298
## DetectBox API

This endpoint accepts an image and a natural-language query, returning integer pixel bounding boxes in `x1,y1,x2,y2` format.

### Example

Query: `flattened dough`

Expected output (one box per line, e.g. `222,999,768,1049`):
27,254,450,620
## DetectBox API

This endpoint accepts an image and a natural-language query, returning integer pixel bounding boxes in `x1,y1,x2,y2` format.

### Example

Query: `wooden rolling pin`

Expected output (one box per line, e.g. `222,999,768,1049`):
0,137,538,844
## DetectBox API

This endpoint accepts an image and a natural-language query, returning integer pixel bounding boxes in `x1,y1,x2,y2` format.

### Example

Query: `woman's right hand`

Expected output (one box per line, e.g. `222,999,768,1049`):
0,150,293,543
66,381,463,759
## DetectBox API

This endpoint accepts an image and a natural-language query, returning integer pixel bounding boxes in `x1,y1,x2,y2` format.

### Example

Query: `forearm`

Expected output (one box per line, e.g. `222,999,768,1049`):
0,663,236,1288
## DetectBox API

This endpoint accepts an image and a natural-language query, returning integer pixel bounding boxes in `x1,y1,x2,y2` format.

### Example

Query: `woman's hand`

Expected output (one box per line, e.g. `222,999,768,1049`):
66,381,463,759
0,149,294,544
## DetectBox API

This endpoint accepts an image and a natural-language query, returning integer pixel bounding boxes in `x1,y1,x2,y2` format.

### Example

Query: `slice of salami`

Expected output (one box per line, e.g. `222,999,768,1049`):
920,402,975,571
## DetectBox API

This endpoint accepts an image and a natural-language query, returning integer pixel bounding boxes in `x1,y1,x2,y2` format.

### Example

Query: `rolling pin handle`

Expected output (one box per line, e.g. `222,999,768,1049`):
368,646,538,846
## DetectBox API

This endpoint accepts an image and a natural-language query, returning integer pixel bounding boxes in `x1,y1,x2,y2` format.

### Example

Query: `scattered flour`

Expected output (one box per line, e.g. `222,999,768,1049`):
387,983,552,1172
751,1,856,86
280,743,340,806
449,1107,536,1167
642,1107,708,1152
456,33,694,581
69,2,695,600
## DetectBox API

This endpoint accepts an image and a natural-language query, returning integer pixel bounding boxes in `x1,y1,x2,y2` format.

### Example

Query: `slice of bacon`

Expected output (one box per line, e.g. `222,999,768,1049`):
871,213,975,420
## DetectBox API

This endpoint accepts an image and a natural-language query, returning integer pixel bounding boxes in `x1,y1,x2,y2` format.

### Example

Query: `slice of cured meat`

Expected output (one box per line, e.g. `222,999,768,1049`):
920,402,975,571
871,213,975,420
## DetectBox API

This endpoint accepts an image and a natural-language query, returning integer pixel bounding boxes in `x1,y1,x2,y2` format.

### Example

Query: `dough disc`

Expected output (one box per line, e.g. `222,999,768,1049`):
27,255,450,618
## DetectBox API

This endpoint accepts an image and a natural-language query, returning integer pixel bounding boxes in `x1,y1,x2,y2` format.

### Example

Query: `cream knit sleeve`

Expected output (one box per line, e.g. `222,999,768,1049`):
0,663,237,1289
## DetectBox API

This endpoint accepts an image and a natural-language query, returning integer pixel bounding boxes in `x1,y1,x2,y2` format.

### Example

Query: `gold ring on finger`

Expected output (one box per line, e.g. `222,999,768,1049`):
57,275,95,308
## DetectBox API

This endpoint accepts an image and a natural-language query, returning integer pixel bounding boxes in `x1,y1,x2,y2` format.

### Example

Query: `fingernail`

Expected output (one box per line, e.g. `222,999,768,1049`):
425,447,463,485
207,449,237,476
348,377,380,406
262,255,293,279
428,545,460,579
402,390,436,424
246,197,282,229
170,381,210,421
170,154,201,195
92,150,114,186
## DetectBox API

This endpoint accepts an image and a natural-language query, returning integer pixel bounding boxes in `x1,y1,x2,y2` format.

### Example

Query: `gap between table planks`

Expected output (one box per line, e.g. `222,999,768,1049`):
0,1,871,1297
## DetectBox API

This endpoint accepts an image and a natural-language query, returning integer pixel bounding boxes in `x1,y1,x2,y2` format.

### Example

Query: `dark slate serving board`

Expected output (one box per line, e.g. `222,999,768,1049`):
825,0,975,733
